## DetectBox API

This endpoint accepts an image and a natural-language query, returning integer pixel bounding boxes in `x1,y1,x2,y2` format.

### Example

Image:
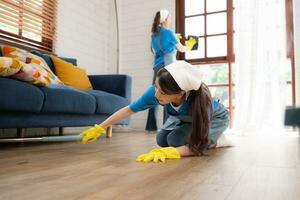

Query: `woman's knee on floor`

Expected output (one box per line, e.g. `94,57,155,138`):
166,123,191,147
166,132,188,147
156,129,169,147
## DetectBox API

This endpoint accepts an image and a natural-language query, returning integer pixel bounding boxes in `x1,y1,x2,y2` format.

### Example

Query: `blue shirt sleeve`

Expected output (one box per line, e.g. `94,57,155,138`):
129,86,160,113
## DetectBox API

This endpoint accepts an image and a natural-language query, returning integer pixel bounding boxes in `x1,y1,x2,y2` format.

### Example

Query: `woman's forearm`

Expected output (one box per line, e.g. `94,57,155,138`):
176,42,188,52
100,106,134,130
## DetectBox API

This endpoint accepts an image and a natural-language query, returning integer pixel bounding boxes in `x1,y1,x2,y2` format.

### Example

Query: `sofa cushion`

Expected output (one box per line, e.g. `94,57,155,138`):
85,90,130,115
40,84,96,114
2,46,46,66
50,55,93,90
0,77,44,112
30,51,55,72
0,57,23,76
1,46,62,86
12,62,62,86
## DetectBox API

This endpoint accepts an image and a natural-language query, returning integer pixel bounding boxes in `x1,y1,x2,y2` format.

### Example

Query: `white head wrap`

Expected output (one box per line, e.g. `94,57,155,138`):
160,9,169,23
165,61,203,91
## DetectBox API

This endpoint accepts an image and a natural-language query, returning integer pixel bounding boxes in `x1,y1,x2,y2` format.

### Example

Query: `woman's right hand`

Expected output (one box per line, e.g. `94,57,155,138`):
80,124,106,144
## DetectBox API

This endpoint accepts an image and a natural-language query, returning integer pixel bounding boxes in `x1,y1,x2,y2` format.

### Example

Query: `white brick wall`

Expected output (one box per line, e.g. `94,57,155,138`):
56,0,117,75
294,0,300,105
119,0,176,129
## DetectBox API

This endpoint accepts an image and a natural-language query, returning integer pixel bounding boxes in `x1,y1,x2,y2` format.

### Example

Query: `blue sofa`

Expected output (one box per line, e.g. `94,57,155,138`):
0,44,132,137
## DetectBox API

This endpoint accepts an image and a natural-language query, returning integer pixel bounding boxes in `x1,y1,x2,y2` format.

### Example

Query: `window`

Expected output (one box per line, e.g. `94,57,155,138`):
194,63,234,108
0,0,57,53
176,0,234,63
176,0,234,126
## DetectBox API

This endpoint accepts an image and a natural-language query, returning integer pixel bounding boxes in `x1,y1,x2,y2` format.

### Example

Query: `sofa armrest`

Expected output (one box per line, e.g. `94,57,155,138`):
88,74,132,101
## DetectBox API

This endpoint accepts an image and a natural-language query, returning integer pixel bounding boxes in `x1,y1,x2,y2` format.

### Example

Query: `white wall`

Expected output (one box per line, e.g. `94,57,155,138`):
294,0,300,105
119,0,176,129
55,0,117,75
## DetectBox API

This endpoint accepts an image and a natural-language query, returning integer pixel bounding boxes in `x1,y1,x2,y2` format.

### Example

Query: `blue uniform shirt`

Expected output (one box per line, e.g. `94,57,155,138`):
151,27,179,68
129,86,219,116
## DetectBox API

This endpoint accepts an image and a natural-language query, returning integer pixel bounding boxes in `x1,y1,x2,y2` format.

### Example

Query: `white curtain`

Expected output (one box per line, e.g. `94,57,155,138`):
233,0,288,134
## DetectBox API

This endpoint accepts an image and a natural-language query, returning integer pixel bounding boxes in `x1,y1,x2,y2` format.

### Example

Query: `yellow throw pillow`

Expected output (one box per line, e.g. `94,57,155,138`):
50,55,93,90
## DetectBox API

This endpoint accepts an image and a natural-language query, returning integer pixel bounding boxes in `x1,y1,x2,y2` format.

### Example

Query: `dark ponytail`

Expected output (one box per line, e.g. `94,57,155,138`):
189,83,213,155
151,11,161,35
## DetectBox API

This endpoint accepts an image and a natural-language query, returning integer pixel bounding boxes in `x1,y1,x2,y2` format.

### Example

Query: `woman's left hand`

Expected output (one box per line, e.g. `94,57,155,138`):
136,147,181,163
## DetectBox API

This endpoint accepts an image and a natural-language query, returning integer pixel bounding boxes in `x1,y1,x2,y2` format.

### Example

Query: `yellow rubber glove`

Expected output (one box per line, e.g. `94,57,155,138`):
80,124,106,144
136,147,181,163
186,37,197,51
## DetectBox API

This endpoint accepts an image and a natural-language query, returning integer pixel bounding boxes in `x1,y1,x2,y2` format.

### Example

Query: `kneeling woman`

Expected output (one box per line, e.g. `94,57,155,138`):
85,61,229,162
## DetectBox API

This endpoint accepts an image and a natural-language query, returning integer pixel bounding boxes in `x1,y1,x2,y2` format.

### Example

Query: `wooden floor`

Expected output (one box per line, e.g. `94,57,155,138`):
0,131,299,200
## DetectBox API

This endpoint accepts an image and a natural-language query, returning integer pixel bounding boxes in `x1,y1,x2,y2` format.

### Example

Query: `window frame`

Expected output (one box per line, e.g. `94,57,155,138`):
285,0,296,106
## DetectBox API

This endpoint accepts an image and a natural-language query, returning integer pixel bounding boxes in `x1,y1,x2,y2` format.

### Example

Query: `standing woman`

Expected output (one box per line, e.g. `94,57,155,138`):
146,9,194,131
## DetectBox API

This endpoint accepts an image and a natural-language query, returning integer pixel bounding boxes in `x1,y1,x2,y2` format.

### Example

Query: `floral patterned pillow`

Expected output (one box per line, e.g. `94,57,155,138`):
11,62,57,86
0,57,23,76
1,46,63,85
